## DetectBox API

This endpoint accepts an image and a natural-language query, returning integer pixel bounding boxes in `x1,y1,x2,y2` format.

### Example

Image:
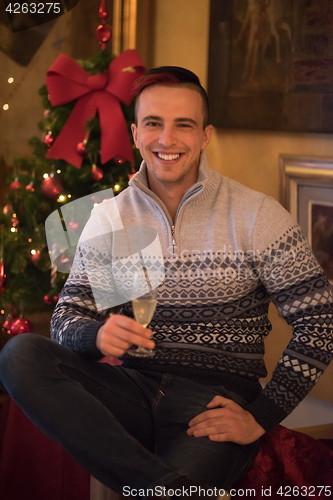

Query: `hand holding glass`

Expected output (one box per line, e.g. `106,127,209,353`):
127,273,158,357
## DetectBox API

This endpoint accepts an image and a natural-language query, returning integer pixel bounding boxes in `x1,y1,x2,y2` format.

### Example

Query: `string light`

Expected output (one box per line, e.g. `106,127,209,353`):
67,194,72,198
31,249,37,255
10,227,17,233
2,76,14,114
57,169,61,174
57,195,66,202
43,173,49,178
28,239,32,242
114,184,120,191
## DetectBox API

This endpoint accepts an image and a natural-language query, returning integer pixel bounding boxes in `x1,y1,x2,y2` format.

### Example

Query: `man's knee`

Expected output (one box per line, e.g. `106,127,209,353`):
0,334,48,393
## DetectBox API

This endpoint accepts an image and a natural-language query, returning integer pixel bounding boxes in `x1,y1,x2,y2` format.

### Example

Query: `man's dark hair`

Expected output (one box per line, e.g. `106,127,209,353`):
132,66,210,129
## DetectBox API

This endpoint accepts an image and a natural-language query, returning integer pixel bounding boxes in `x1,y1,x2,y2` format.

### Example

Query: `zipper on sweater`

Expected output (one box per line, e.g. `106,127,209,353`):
131,176,202,254
171,225,176,252
169,186,201,253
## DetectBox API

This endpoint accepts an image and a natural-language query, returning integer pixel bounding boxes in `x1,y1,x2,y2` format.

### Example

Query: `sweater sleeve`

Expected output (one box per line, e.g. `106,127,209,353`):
246,197,333,431
50,207,116,359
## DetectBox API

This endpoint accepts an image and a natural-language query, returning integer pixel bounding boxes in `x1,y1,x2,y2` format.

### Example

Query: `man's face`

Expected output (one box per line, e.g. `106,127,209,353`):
131,85,213,191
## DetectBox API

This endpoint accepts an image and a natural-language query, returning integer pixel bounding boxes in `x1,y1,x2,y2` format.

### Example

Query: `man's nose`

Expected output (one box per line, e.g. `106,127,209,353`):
158,126,177,147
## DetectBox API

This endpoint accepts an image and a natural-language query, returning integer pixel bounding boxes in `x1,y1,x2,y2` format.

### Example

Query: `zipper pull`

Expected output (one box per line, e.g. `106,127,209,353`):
171,225,176,250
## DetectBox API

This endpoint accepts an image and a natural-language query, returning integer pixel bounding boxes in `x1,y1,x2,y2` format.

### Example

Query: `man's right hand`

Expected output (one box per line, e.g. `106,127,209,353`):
96,314,155,357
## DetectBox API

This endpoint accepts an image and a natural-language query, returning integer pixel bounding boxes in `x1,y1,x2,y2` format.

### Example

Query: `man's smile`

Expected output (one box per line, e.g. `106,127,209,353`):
154,152,182,161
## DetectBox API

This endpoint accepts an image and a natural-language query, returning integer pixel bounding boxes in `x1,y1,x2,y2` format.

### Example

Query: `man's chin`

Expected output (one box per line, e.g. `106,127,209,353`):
154,173,185,185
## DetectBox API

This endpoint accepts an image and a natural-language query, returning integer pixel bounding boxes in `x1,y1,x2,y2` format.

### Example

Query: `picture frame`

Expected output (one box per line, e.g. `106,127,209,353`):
208,0,333,132
279,155,333,284
112,0,137,55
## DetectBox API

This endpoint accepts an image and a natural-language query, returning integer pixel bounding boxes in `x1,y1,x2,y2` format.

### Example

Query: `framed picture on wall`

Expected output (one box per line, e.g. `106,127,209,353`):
208,0,333,132
279,155,333,284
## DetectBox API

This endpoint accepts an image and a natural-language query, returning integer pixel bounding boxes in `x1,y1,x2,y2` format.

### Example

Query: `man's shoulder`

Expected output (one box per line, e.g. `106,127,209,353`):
217,173,270,208
209,170,290,225
201,158,267,204
221,175,263,196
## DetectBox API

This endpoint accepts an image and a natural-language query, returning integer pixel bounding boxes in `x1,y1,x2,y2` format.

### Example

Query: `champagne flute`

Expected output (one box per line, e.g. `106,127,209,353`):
127,272,158,357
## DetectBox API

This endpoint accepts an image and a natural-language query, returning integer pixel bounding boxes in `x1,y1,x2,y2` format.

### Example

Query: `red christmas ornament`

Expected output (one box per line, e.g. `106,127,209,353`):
44,294,53,305
76,140,87,156
91,164,103,181
95,24,112,46
114,155,125,164
11,217,19,228
26,181,35,192
41,176,63,200
0,261,7,296
10,178,22,191
44,131,54,147
31,250,41,264
2,314,16,334
11,317,34,336
95,0,112,48
98,0,109,20
3,204,13,215
68,221,78,233
53,295,59,303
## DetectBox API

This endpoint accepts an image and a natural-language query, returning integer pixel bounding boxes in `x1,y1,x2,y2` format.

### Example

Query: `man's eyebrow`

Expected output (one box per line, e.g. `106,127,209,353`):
174,117,198,125
142,115,162,123
141,116,198,125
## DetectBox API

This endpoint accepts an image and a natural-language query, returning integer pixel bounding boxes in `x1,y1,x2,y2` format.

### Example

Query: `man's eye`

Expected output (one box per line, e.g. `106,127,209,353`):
178,123,192,128
146,122,159,127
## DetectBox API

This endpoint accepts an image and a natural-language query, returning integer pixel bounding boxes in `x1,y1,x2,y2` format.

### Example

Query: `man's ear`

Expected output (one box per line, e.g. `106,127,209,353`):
131,123,138,148
202,124,214,151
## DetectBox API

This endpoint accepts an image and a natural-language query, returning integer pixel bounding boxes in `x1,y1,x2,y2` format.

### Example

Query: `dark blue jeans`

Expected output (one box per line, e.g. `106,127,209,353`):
0,334,259,494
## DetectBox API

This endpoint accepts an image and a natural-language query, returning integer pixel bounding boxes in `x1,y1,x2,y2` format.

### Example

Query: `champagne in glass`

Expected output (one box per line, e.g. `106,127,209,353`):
132,295,157,328
127,272,158,357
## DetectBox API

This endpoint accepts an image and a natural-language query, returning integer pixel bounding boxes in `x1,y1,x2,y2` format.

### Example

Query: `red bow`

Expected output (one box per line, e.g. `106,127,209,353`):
45,51,145,168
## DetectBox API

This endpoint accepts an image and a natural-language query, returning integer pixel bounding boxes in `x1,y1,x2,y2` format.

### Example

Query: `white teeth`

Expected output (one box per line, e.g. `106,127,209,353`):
157,153,180,161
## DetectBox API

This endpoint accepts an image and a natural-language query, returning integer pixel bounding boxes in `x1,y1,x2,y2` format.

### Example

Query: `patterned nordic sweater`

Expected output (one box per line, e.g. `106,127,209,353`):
51,153,333,431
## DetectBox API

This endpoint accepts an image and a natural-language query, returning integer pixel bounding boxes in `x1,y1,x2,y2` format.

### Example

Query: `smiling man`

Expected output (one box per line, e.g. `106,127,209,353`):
131,82,212,222
0,67,332,499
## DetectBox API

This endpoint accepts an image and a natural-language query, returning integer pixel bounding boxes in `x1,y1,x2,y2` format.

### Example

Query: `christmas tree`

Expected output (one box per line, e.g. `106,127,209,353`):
0,0,145,335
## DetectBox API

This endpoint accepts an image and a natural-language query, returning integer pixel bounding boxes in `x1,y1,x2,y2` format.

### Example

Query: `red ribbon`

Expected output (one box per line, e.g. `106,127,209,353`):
45,51,145,168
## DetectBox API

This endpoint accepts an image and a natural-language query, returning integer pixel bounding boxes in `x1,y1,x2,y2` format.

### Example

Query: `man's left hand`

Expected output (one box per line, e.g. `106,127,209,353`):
187,395,265,445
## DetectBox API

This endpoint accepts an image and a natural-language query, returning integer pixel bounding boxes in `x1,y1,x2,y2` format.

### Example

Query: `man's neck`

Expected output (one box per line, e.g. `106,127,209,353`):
145,161,201,223
149,181,186,223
